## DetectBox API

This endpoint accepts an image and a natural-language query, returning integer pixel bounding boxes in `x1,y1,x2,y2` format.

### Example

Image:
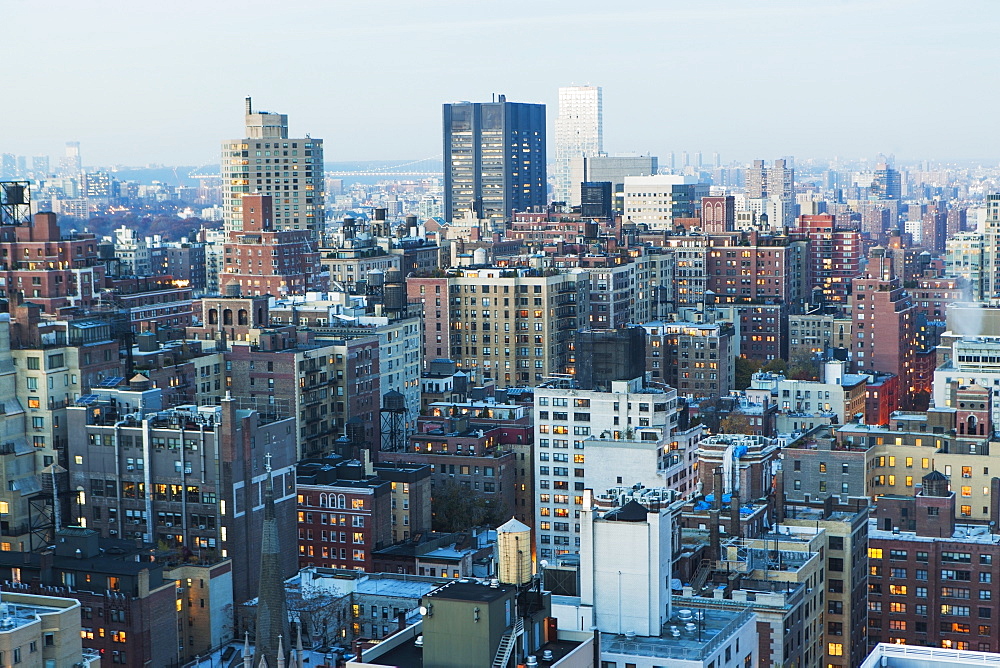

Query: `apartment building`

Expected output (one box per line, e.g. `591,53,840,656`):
406,267,589,387
533,376,679,559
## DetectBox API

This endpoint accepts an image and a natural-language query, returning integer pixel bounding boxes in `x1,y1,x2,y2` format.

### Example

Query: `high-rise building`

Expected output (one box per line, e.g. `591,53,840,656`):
871,162,902,200
67,387,299,607
745,159,796,227
851,248,918,409
791,214,864,306
532,376,679,558
220,193,326,296
221,97,324,237
569,154,658,214
553,85,602,206
442,96,546,223
58,142,81,176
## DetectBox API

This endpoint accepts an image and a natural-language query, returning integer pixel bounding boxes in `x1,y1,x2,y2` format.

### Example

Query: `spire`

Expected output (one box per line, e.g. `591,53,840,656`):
252,454,290,668
243,631,252,668
293,625,304,668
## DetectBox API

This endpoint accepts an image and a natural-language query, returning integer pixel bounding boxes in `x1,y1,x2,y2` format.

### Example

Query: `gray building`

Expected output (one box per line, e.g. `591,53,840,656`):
569,154,658,213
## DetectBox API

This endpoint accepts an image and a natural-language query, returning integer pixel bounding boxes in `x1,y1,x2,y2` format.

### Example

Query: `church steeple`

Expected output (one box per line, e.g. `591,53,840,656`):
252,453,290,667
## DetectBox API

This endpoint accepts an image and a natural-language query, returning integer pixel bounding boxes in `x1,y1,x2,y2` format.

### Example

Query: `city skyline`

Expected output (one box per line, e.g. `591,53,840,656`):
4,1,1000,166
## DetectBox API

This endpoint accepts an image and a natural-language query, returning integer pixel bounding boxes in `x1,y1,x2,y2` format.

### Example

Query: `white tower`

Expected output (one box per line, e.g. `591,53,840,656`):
554,86,603,207
580,490,672,636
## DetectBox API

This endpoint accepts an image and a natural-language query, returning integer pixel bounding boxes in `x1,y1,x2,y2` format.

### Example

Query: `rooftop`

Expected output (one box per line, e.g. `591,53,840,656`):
601,600,753,662
424,578,514,603
869,519,1000,545
861,643,1000,668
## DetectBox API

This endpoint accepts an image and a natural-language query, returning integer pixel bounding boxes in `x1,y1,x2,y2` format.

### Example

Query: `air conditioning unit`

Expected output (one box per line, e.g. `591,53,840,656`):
109,530,117,535
165,522,173,527
126,465,135,471
198,525,206,530
133,519,141,525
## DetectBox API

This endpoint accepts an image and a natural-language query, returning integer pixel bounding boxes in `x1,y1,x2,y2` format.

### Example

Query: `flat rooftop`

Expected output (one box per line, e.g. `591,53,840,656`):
425,579,513,603
601,601,752,662
869,519,1000,545
861,642,1000,667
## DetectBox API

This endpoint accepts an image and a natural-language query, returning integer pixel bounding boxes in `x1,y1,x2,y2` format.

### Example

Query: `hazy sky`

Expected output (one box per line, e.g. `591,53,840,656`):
3,0,998,167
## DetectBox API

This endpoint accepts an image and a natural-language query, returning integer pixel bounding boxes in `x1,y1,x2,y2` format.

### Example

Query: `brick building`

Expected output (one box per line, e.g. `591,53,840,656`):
851,248,918,410
296,456,393,571
0,528,177,668
220,193,326,297
790,214,864,306
0,211,105,315
867,471,1000,652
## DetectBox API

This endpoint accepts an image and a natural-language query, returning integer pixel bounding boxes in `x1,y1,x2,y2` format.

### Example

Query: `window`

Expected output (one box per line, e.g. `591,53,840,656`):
828,643,843,656
941,605,970,616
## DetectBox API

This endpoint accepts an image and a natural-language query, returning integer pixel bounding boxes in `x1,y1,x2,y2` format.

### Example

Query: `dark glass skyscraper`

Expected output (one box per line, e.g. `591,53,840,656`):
443,96,546,222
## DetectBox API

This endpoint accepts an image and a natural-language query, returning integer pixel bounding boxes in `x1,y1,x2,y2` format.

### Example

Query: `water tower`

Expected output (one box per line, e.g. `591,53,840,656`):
380,390,407,452
496,518,532,586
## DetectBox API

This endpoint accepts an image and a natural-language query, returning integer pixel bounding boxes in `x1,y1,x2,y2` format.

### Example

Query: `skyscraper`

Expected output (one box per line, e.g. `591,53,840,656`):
221,97,325,237
443,96,546,223
58,142,81,176
553,85,602,206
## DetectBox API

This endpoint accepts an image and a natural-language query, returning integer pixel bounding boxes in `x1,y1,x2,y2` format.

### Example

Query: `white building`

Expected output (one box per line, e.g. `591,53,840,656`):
553,86,603,207
112,225,151,277
774,360,868,425
201,228,227,296
945,231,985,301
580,488,674,636
554,487,758,668
933,336,1000,428
533,377,678,558
860,643,1000,668
623,175,704,229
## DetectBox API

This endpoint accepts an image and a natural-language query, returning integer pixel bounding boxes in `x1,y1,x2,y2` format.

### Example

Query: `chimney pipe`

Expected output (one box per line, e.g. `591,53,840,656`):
730,487,741,540
709,466,724,562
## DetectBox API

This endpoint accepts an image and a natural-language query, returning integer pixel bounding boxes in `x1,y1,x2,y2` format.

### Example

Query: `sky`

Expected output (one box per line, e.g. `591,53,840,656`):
2,0,998,168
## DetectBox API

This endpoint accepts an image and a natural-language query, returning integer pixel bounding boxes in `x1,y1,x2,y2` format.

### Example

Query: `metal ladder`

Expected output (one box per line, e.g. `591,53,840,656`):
491,616,524,668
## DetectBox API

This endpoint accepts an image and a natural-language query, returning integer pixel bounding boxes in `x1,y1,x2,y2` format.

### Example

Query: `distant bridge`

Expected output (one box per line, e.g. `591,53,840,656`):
327,171,442,177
